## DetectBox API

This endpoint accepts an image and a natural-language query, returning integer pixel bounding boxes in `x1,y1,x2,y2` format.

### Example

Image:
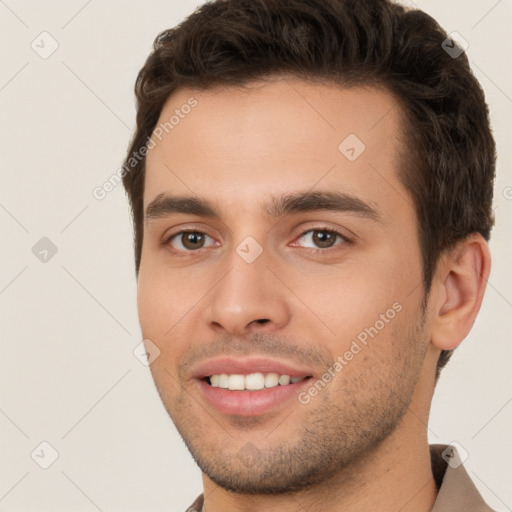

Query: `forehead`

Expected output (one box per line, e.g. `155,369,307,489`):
144,78,409,220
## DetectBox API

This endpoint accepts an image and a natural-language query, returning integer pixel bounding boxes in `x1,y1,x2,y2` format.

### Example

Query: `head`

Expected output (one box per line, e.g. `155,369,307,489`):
122,0,495,495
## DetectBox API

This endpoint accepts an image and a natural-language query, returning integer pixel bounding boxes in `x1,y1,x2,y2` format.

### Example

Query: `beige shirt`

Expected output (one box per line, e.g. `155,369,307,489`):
185,444,494,511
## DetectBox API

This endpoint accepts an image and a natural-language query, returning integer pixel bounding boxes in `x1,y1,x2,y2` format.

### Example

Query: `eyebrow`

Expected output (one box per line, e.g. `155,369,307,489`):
144,190,381,223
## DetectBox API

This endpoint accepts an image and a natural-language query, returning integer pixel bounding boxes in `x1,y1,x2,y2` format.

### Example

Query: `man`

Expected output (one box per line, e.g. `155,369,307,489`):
122,0,496,510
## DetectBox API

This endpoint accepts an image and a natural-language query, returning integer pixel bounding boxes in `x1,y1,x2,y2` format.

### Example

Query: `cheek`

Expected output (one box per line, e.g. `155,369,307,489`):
136,260,208,350
137,268,159,337
292,259,407,339
137,273,184,379
136,262,178,339
288,247,420,362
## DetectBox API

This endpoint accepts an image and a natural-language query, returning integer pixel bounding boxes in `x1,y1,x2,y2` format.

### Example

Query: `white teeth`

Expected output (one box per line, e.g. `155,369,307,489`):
278,374,291,385
227,374,245,390
208,373,306,390
245,373,265,390
264,373,279,388
218,373,229,388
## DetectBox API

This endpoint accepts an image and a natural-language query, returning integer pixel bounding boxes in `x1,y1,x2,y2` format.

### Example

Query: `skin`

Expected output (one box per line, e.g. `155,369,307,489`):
137,77,491,512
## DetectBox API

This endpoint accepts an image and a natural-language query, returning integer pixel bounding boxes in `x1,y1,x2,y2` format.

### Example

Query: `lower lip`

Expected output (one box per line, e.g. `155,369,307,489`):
197,379,311,417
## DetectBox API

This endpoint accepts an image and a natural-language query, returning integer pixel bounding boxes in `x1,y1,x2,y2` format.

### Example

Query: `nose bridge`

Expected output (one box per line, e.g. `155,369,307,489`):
204,235,291,334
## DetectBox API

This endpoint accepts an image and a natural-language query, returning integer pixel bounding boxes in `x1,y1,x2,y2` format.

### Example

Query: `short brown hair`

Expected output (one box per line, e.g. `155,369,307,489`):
122,0,496,377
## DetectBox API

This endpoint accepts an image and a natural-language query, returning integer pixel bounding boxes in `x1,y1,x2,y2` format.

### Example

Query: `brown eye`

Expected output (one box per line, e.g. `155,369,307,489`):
295,229,347,250
168,231,215,251
181,232,205,250
312,230,337,248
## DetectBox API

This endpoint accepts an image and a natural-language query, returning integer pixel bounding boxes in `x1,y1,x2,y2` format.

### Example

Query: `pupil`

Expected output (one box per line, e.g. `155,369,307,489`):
314,231,334,248
184,232,203,249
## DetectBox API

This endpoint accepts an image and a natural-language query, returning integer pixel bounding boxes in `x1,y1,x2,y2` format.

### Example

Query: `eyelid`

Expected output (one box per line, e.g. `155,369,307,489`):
162,224,218,243
164,229,218,251
297,226,352,240
290,227,352,250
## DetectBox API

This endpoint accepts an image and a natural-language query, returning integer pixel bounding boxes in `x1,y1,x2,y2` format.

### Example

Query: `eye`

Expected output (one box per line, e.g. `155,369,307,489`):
167,231,217,251
164,227,349,254
293,228,348,250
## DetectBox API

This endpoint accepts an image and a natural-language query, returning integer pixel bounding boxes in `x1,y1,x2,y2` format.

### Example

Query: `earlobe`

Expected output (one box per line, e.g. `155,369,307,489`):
430,233,491,351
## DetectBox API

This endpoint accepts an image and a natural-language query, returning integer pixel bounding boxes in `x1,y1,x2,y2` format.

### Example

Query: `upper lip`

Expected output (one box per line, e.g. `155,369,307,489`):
192,357,314,379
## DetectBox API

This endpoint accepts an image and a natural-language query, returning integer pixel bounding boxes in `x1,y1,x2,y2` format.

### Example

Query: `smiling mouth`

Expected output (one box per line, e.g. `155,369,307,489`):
205,372,312,391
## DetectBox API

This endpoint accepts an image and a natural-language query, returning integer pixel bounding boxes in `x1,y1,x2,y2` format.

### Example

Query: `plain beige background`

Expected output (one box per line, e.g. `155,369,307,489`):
0,1,511,511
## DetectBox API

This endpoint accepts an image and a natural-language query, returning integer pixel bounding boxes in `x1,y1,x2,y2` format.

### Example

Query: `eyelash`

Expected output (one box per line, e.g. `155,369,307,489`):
163,228,352,256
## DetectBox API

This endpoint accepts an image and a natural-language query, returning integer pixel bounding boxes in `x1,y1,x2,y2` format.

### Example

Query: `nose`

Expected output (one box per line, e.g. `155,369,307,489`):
202,249,292,337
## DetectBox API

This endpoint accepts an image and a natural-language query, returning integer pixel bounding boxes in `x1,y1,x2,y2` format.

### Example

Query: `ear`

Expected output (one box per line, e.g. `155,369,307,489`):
430,233,491,351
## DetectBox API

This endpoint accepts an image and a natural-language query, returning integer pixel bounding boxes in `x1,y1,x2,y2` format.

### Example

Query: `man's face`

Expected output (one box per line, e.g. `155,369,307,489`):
138,78,433,493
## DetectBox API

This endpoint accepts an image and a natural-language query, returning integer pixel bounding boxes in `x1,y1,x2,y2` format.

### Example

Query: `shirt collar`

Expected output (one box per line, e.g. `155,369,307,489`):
430,444,493,511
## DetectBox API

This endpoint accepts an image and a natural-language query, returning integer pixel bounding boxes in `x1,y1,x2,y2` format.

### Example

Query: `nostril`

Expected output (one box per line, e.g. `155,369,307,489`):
255,319,270,325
